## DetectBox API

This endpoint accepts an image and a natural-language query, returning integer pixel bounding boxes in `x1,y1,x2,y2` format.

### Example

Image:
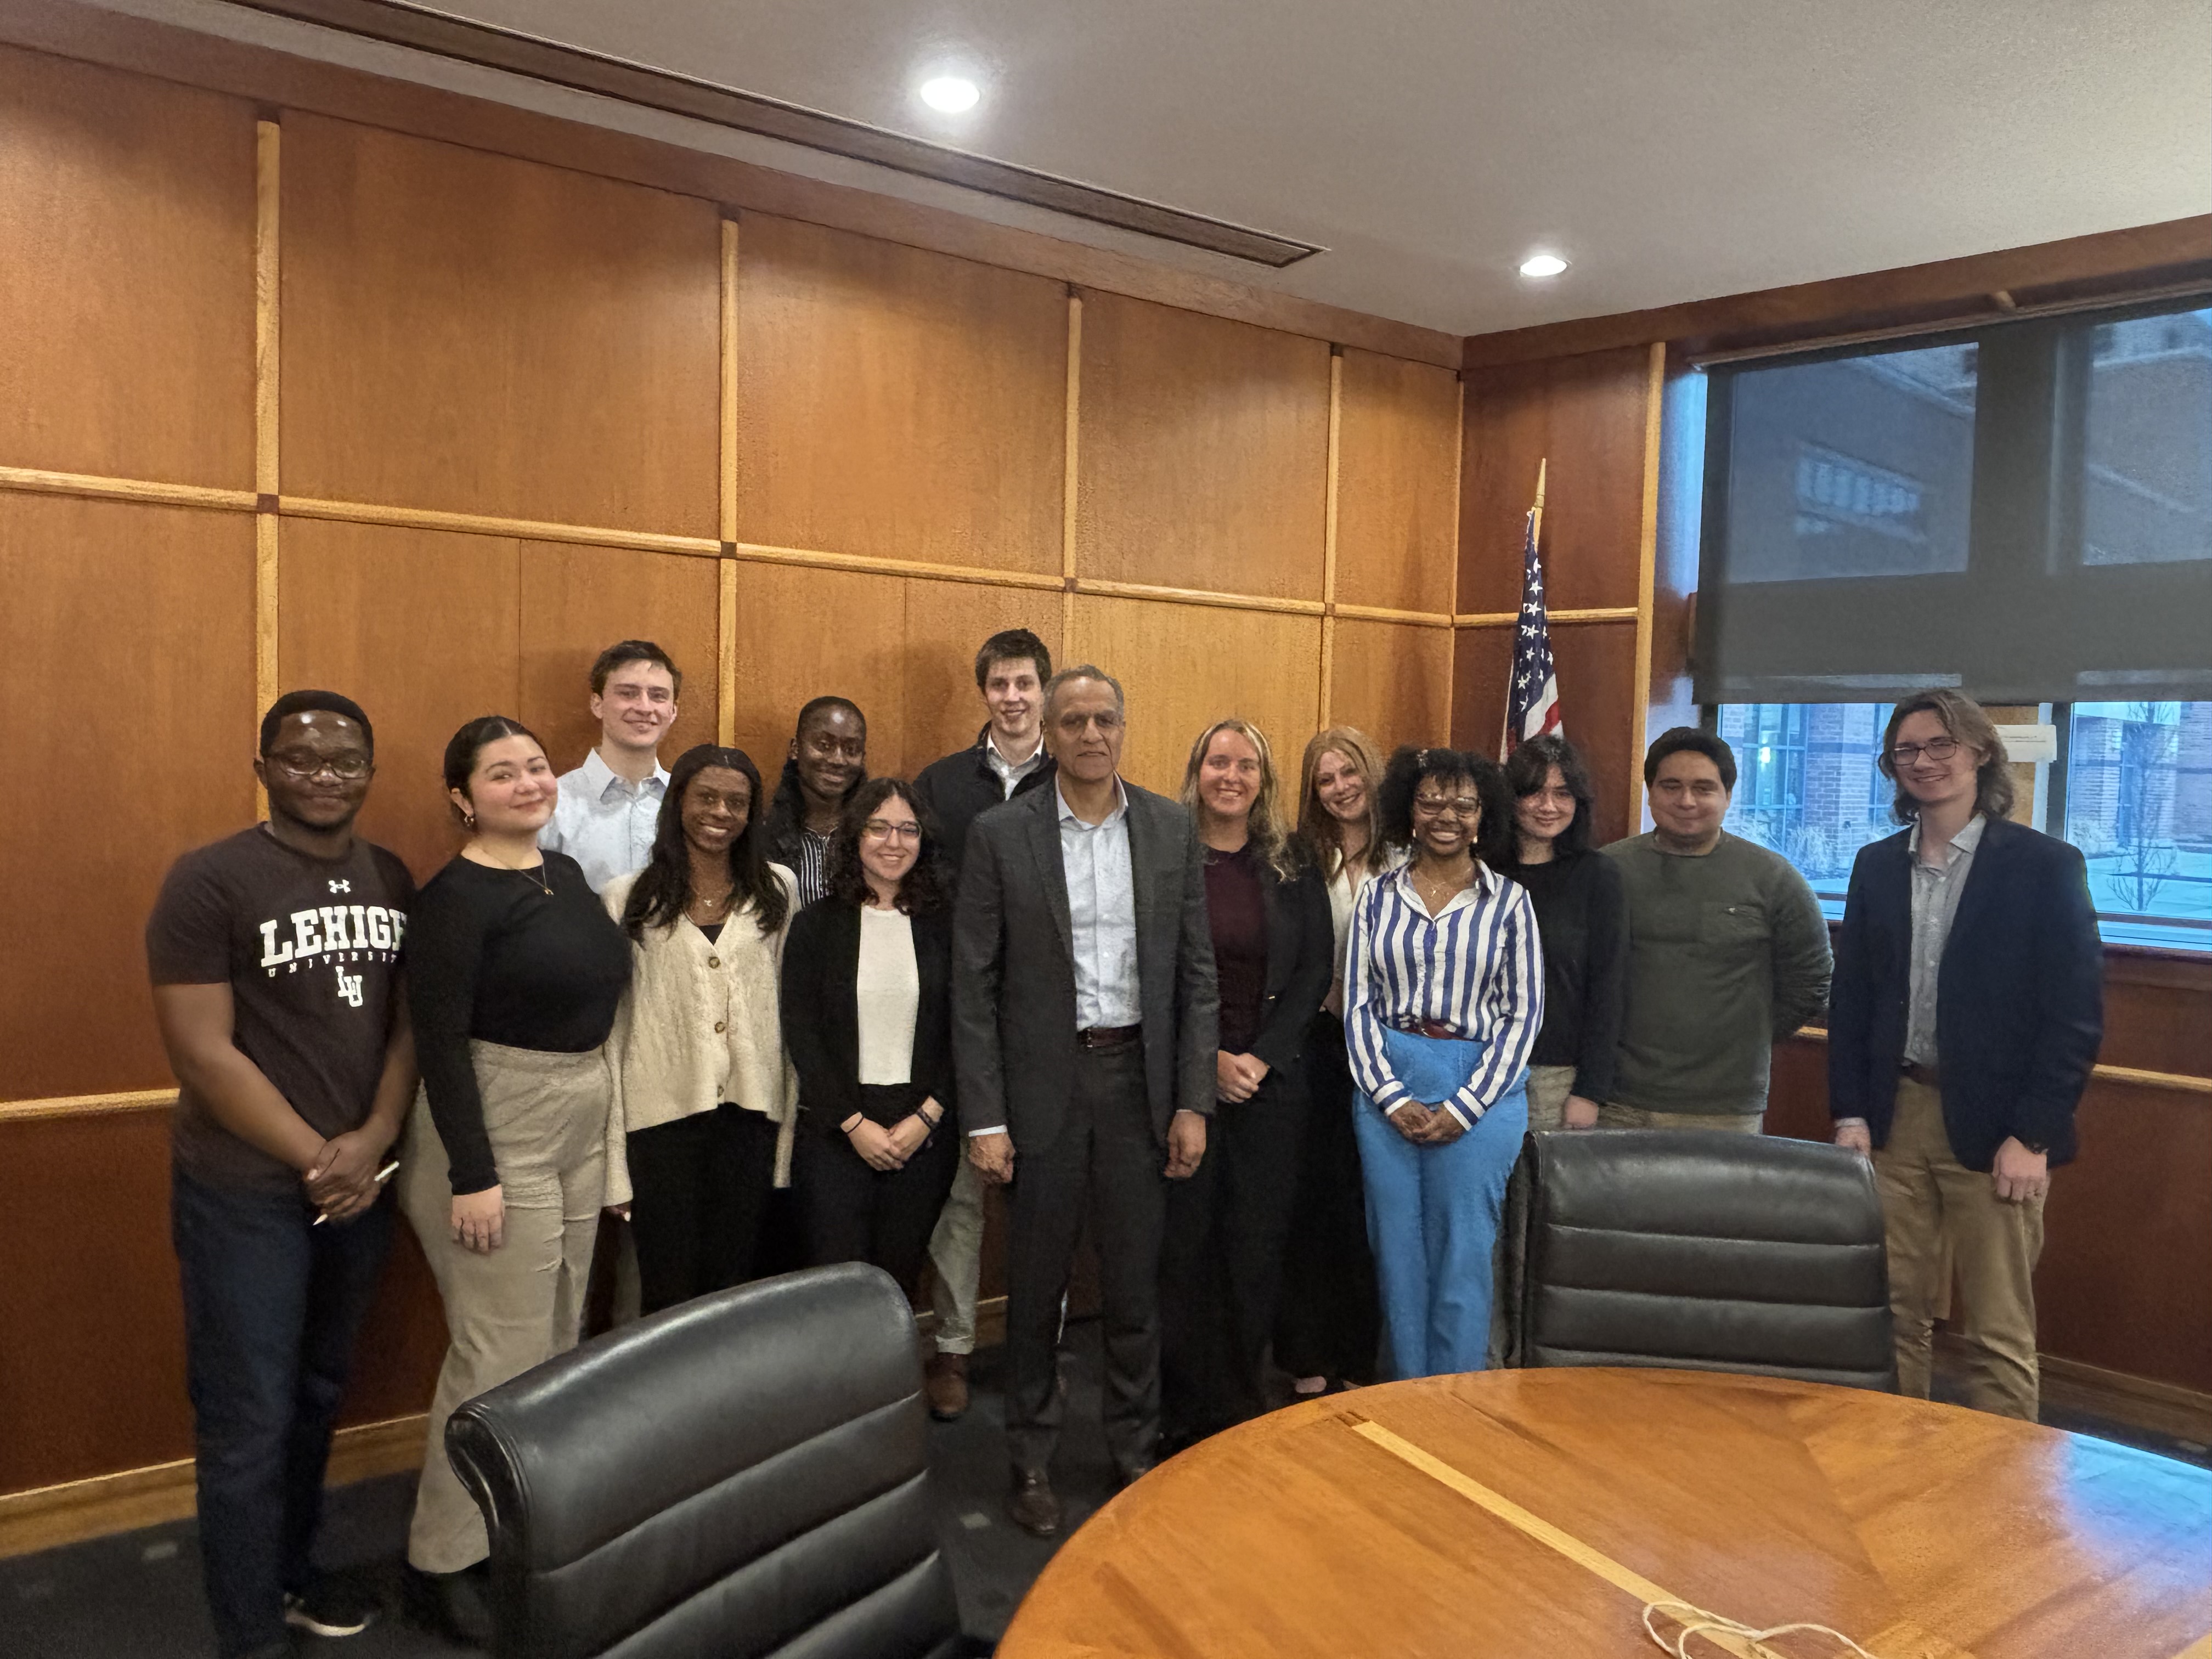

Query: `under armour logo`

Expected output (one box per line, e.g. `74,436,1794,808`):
336,968,364,1008
328,879,351,894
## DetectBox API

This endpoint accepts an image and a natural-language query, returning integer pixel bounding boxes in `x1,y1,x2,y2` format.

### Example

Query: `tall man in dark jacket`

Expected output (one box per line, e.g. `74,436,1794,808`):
1830,690,2103,1420
952,665,1218,1537
911,629,1057,1420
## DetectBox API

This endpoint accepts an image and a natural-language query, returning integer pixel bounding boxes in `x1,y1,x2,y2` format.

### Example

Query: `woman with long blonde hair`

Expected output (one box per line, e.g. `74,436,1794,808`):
1276,726,1392,1396
1158,718,1333,1447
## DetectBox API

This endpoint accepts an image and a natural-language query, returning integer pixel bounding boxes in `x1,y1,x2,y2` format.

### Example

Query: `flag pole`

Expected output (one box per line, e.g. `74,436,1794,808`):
1500,458,1549,760
1530,454,1548,560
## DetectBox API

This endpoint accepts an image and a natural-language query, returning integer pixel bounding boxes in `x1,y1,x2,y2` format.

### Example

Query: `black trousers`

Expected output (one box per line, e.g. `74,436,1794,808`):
626,1104,779,1315
1159,1068,1306,1441
1274,1014,1381,1383
1005,1042,1163,1477
794,1084,958,1295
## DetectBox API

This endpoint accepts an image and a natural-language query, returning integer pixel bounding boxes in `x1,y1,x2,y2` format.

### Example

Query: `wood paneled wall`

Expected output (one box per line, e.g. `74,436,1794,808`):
0,39,1460,1500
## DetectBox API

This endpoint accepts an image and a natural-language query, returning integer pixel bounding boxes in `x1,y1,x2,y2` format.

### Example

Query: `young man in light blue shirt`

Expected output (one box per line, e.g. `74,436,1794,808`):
541,640,681,893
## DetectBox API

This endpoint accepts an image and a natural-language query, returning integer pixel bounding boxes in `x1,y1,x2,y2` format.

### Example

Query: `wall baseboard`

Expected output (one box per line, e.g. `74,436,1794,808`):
0,1297,1017,1561
1931,1333,2212,1450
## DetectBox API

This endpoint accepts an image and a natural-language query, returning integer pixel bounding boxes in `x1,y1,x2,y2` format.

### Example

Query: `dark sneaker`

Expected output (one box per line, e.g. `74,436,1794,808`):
283,1579,378,1638
404,1563,495,1648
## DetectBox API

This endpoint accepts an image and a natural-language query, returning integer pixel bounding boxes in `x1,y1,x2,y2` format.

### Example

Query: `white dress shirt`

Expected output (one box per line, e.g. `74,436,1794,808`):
541,749,669,894
984,732,1047,799
856,906,921,1086
1059,778,1141,1029
1904,811,1986,1066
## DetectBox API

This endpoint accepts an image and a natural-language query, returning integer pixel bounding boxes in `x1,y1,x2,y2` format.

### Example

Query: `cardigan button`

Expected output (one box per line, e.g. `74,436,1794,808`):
708,956,721,968
714,1020,726,1034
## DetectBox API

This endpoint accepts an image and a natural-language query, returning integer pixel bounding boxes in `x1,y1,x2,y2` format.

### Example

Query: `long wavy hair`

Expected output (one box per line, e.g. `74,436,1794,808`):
1376,745,1515,870
622,744,788,939
764,695,868,859
1295,725,1386,882
823,777,950,916
1878,689,2015,823
1180,717,1297,879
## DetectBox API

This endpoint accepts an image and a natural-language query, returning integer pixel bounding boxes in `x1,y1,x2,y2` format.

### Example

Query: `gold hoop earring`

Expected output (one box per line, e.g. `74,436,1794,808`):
463,811,477,830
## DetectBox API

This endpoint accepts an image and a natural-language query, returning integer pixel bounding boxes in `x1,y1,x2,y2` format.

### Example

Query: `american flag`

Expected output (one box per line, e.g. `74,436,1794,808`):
1503,473,1561,757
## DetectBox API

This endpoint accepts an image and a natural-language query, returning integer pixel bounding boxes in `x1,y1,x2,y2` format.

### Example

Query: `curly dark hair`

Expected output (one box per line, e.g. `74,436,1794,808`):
1502,733,1598,859
622,744,789,939
1376,744,1514,868
824,777,950,916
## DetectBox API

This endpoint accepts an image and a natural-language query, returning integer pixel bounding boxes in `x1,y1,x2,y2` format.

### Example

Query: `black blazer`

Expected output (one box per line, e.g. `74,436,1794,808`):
1235,859,1335,1077
912,725,1058,886
951,778,1219,1147
1828,815,2103,1170
780,897,956,1131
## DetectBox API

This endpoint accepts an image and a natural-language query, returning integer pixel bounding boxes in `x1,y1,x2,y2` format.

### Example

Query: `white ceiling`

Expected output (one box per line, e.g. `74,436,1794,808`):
98,0,2212,337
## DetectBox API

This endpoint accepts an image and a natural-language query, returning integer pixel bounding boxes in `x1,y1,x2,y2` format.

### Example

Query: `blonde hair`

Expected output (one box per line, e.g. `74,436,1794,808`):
1879,690,2015,822
1180,717,1296,879
1296,726,1385,881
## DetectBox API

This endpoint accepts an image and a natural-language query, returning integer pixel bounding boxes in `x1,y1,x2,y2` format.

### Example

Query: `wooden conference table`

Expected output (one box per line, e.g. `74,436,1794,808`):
997,1368,2212,1659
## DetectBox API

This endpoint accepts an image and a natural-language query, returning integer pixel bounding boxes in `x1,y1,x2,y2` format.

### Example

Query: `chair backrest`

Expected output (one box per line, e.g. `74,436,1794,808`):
1501,1130,1895,1390
444,1262,965,1659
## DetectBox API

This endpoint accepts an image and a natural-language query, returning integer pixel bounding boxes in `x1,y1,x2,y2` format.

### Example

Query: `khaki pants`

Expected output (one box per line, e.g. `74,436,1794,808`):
1876,1077,2044,1421
926,1156,987,1356
1524,1065,1578,1132
398,1041,612,1572
1595,1101,1764,1133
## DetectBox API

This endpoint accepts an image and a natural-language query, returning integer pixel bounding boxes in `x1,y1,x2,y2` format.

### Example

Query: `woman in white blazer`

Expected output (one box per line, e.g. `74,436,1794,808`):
601,744,798,1314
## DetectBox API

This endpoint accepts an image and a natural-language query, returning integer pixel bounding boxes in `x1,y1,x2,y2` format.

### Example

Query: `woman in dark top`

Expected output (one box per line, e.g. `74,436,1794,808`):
1160,718,1333,1448
397,716,631,1623
763,696,869,906
1499,734,1627,1131
781,777,958,1293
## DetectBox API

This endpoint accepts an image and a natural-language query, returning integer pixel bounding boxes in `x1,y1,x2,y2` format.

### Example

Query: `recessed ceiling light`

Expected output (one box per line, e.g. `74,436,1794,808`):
1519,253,1569,278
919,76,980,114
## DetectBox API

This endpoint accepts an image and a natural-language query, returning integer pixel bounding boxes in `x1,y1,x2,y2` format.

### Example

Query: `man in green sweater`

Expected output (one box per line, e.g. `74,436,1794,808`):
1600,729,1832,1131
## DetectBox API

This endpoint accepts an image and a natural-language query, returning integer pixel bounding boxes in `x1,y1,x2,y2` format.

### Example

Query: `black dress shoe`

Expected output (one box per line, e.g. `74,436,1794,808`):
403,1563,494,1648
1115,1457,1156,1490
1007,1469,1062,1538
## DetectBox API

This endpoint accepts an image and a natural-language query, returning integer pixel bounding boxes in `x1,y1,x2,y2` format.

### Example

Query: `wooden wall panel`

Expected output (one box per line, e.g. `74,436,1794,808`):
279,518,520,880
734,216,1066,575
1459,346,1651,616
1077,293,1330,601
1330,620,1453,755
898,579,1065,772
1548,621,1643,847
281,114,719,535
0,47,255,489
0,1113,190,1490
1070,595,1321,795
517,544,720,776
1451,625,1513,771
1335,352,1460,614
724,562,911,782
0,495,255,1099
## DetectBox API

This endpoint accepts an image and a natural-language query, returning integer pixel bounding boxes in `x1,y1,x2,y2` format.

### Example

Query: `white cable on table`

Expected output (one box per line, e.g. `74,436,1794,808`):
1643,1598,1880,1659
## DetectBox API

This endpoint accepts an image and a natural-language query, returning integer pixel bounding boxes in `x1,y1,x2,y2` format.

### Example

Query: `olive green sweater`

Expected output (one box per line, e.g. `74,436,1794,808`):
1601,832,1832,1115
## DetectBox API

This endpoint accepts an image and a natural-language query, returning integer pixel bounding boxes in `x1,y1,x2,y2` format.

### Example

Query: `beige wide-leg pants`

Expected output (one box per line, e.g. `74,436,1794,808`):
398,1040,611,1572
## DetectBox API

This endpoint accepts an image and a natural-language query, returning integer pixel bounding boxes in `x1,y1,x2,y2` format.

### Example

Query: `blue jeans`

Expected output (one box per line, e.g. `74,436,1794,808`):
172,1167,393,1657
1351,1029,1528,1379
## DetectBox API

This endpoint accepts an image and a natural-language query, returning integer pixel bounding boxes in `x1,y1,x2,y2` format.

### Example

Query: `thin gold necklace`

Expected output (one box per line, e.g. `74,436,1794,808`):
475,847,553,896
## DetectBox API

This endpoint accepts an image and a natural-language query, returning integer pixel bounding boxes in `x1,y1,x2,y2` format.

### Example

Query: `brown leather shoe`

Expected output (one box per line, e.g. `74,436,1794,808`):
924,1351,969,1421
1007,1469,1062,1538
1115,1456,1156,1491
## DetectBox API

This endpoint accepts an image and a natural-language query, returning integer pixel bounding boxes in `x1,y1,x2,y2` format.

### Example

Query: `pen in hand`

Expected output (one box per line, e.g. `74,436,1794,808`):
313,1158,400,1226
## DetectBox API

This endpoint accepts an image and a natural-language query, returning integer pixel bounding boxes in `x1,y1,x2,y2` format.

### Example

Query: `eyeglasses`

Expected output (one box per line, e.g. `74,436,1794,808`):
1411,794,1482,819
1888,737,1963,766
862,819,923,842
267,752,370,781
1056,710,1124,733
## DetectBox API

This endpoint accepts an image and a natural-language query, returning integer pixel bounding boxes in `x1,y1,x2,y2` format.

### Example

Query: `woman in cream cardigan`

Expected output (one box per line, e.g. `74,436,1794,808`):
601,744,798,1315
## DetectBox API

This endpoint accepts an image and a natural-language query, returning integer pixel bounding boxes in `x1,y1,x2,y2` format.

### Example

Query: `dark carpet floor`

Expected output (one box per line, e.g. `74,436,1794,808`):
7,1327,2205,1659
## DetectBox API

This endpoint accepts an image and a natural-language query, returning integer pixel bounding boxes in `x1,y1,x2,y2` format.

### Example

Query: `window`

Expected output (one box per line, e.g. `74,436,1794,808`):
1716,704,1896,904
2063,701,2212,946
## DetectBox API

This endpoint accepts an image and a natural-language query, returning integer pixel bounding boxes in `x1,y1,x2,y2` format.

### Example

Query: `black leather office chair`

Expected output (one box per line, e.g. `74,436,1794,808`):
1500,1129,1895,1390
444,1261,983,1659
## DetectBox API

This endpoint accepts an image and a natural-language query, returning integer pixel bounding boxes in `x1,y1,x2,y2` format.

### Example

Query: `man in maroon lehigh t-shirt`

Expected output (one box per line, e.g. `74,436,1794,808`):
146,691,415,1659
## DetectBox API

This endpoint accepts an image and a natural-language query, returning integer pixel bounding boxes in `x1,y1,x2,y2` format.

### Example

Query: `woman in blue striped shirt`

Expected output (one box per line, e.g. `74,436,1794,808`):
1345,746,1543,1378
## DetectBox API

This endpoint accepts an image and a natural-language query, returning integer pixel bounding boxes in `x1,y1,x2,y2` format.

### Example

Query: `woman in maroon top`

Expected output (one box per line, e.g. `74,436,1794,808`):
1159,718,1334,1449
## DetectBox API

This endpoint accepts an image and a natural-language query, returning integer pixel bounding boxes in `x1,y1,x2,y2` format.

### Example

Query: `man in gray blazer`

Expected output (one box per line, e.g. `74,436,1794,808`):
953,665,1218,1537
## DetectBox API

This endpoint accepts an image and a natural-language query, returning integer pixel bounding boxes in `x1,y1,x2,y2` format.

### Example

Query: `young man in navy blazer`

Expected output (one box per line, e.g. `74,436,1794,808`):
1829,690,2103,1420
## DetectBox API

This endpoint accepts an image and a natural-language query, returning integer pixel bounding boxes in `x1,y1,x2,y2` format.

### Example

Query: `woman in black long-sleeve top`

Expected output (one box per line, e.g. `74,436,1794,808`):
1499,735,1627,1131
1160,718,1334,1448
397,716,631,1620
781,777,958,1293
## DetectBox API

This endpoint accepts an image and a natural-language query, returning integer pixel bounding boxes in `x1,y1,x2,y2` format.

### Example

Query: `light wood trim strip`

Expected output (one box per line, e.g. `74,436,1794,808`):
0,1413,426,1559
1333,602,1453,628
1627,339,1664,828
719,216,740,543
255,514,279,715
1062,290,1082,648
1077,578,1325,618
1444,375,1465,721
1318,348,1343,725
0,1088,177,1124
276,495,722,555
1348,1419,1784,1659
2168,1635,2212,1659
1454,606,1640,628
732,538,1064,593
253,118,280,497
716,558,737,746
0,465,255,512
1791,1028,2212,1095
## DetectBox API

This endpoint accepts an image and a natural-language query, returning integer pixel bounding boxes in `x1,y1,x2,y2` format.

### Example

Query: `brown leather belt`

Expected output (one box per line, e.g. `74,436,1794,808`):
1393,1019,1460,1041
1902,1061,1942,1087
1077,1024,1142,1049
